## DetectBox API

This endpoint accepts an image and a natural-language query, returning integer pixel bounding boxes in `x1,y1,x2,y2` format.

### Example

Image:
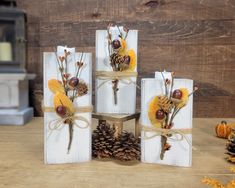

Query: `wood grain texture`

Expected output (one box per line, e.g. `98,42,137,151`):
16,0,235,117
0,117,235,188
17,0,235,23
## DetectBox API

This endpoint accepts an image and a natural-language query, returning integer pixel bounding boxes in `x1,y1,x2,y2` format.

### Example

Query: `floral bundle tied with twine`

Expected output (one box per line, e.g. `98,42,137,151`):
46,49,91,154
146,72,198,160
96,24,137,105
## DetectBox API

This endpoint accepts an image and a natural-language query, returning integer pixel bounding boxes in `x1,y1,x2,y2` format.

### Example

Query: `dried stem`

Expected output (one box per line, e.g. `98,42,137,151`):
160,136,167,160
169,74,174,100
75,53,84,77
161,72,168,96
71,53,84,102
112,79,119,105
67,120,74,154
124,29,129,40
54,51,66,93
117,26,122,38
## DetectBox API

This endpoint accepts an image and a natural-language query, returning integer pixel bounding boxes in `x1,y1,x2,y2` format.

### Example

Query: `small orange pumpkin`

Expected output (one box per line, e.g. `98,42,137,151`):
215,121,232,139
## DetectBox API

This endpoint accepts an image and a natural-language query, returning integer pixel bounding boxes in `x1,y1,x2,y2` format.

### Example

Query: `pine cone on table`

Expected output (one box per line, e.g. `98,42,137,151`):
92,121,115,159
113,131,141,161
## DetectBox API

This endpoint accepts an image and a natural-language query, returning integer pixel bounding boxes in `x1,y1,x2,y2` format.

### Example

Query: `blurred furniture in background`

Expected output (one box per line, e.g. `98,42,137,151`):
0,0,35,125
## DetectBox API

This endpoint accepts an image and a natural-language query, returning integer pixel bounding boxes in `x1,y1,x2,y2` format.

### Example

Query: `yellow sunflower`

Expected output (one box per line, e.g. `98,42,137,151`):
54,92,75,115
148,96,165,128
48,79,64,94
172,88,189,108
124,49,136,71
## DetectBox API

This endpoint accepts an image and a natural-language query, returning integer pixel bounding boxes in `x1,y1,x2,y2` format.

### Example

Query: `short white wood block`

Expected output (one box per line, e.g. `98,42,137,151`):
141,78,193,167
43,48,92,164
0,73,35,125
95,26,138,114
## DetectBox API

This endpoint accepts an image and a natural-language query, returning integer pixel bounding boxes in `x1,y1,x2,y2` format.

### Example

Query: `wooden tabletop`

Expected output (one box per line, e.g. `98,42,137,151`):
0,118,235,188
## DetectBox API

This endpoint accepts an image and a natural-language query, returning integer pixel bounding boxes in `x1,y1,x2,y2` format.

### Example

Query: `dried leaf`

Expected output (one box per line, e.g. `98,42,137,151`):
54,92,75,114
48,79,64,94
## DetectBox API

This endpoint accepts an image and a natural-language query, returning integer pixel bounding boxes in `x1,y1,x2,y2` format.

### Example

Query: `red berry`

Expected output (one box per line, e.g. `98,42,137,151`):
56,105,67,117
172,89,183,99
69,77,79,87
155,109,165,120
112,39,121,49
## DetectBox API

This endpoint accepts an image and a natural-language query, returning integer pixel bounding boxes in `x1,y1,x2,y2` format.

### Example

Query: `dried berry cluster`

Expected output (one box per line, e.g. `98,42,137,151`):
92,121,140,161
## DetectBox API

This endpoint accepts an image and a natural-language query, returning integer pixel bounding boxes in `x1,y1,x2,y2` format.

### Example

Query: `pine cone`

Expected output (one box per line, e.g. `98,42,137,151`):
77,82,88,97
92,121,115,159
110,53,124,71
158,95,173,113
226,129,235,163
113,131,141,161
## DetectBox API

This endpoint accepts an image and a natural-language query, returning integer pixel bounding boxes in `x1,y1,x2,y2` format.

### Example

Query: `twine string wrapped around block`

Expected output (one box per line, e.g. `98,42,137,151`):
141,125,192,158
95,71,139,104
95,70,138,88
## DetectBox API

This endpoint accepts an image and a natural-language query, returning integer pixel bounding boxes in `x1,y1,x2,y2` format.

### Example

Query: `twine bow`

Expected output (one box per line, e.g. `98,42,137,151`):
43,105,93,140
95,71,139,89
141,126,192,146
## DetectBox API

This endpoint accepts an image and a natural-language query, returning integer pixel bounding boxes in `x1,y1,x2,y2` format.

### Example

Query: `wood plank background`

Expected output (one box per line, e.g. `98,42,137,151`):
16,0,235,117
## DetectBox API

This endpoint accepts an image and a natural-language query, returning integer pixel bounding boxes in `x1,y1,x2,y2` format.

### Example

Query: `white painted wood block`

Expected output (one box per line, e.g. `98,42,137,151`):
43,48,92,164
141,78,193,167
95,26,138,114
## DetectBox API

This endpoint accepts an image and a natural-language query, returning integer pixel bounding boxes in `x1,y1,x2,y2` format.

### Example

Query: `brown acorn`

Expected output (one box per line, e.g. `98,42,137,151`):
68,77,79,89
55,105,67,118
172,89,183,99
155,109,165,120
112,39,121,49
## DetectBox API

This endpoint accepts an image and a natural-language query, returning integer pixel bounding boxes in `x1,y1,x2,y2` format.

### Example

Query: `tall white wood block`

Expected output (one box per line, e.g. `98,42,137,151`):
95,26,138,114
141,78,193,167
43,48,92,164
0,73,35,125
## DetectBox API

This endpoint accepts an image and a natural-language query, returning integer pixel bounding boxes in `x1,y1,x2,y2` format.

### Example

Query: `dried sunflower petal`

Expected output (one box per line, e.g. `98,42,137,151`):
125,49,136,71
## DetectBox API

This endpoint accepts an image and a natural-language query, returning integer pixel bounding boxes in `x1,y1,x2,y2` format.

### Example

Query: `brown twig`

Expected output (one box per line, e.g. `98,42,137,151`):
112,79,119,105
54,50,66,93
67,120,74,154
160,135,167,160
160,72,168,96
